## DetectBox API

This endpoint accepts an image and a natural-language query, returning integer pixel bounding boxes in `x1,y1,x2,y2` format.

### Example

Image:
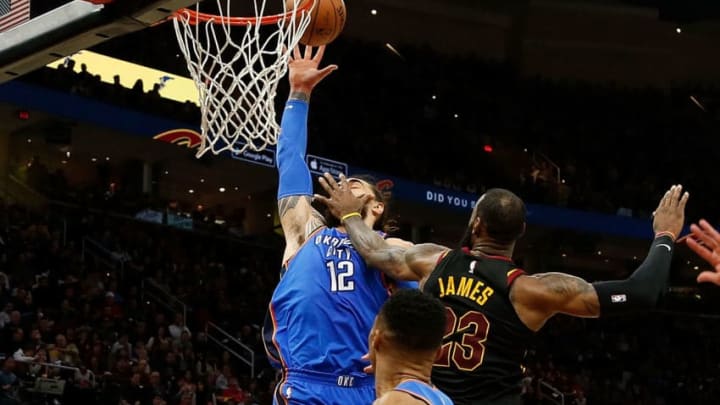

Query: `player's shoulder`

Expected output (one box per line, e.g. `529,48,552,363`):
386,237,414,248
509,273,562,312
374,391,429,405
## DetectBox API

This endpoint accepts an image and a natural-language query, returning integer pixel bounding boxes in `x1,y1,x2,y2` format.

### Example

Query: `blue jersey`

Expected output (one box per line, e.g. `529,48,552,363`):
263,226,416,377
394,380,454,405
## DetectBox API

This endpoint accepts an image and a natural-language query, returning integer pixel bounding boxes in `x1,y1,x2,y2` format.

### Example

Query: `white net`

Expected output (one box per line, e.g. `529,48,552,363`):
173,0,313,157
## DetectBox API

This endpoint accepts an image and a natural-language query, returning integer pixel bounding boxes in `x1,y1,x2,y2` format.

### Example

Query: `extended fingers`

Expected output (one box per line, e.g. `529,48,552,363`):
669,185,682,208
678,190,689,210
304,45,313,60
312,194,330,206
687,236,716,264
338,173,350,189
690,223,720,251
293,46,302,61
698,219,720,242
658,187,672,208
313,45,326,62
322,172,340,191
317,176,335,195
697,269,720,286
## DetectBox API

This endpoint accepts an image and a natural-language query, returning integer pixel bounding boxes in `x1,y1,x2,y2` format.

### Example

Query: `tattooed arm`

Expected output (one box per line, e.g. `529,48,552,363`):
277,46,337,263
509,186,686,331
342,216,449,282
509,272,601,332
278,196,326,263
276,90,325,264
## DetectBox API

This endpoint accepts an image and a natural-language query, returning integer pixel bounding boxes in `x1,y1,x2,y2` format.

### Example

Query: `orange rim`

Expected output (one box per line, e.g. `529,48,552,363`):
173,0,314,26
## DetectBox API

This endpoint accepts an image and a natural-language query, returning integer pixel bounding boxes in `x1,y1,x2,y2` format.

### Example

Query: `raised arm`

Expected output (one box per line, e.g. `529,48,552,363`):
314,173,449,282
276,46,337,263
511,185,688,331
343,216,448,282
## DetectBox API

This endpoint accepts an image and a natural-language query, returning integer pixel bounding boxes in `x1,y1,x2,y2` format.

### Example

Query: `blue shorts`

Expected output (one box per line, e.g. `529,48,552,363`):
273,369,375,405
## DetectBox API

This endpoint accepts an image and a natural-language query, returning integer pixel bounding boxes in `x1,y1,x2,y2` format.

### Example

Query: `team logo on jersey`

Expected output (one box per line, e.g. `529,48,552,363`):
153,129,203,149
611,294,627,303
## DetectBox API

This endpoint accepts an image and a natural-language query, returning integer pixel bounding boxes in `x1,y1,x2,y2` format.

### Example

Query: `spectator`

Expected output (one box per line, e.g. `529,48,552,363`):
215,365,232,391
49,333,80,365
112,333,133,356
168,313,190,342
0,358,19,405
221,377,247,404
146,326,170,352
0,304,11,330
28,348,49,377
122,372,150,405
73,364,96,390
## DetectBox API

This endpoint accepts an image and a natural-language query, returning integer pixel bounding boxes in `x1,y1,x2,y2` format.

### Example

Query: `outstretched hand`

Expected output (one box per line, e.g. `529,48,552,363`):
314,173,370,220
288,45,338,94
687,219,720,286
652,184,689,239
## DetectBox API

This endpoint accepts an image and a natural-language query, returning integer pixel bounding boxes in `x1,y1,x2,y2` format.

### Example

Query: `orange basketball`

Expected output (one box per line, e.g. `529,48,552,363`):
287,0,346,46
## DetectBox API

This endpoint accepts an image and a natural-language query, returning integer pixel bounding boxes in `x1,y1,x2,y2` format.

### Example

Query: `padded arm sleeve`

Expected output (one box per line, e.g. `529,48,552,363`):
592,235,674,316
277,100,312,200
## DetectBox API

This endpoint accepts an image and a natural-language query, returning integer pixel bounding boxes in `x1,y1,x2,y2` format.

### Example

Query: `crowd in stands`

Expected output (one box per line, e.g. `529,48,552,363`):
0,200,281,404
7,19,720,405
0,196,719,404
523,314,720,405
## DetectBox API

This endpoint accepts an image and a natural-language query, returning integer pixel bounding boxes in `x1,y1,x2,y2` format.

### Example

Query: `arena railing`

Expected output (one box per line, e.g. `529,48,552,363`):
141,277,188,327
206,321,256,379
0,174,48,209
81,236,128,281
538,379,565,405
532,151,562,184
141,278,256,378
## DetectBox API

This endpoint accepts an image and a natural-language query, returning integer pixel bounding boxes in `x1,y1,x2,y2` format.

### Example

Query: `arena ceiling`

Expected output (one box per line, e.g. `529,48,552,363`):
343,0,720,84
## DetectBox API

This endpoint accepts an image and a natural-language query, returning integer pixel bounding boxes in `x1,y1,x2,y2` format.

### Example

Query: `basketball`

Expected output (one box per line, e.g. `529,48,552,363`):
287,0,346,46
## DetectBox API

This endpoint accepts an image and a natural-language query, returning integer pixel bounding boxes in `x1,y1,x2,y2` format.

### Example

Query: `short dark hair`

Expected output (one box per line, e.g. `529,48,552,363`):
476,188,526,243
378,289,446,352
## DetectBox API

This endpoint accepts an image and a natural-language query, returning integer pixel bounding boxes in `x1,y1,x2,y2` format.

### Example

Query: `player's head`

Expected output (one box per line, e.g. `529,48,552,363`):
321,175,393,232
368,289,446,367
461,188,526,249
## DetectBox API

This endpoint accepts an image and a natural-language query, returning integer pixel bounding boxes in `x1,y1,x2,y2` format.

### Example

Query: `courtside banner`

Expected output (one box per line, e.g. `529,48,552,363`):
348,166,654,240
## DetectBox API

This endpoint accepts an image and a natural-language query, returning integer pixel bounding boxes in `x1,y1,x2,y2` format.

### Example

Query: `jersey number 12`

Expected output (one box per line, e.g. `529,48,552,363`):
327,261,355,292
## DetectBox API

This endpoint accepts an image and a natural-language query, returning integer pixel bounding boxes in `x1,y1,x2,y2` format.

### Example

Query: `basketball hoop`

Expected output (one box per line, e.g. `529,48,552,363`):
172,0,315,157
